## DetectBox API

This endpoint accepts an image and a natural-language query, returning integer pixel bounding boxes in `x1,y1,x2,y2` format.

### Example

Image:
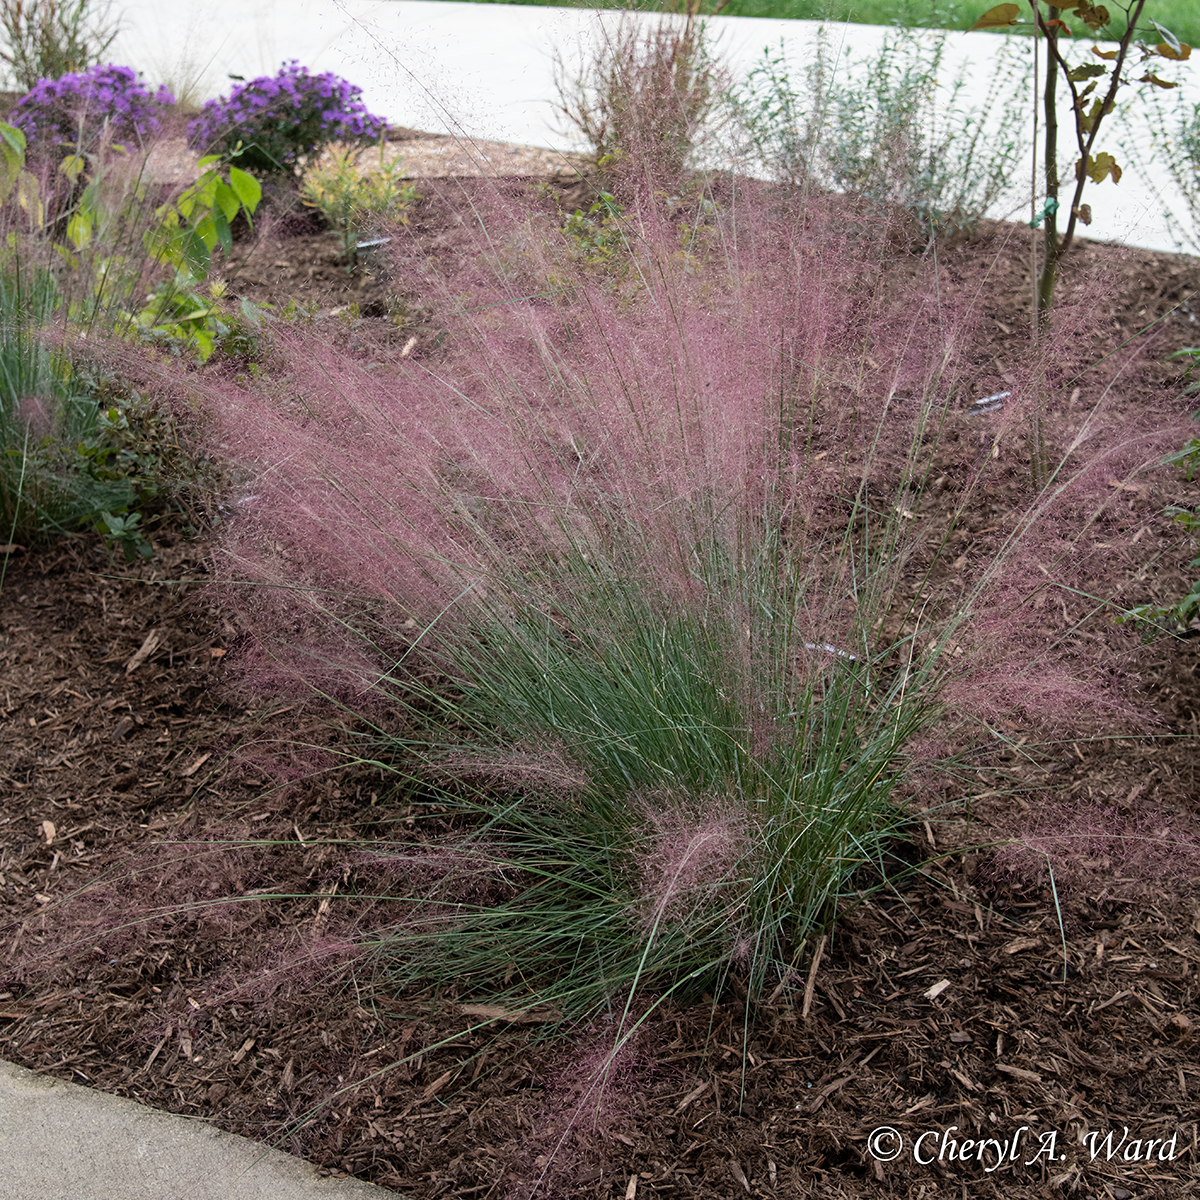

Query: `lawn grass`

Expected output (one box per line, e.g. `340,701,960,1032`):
448,0,1200,58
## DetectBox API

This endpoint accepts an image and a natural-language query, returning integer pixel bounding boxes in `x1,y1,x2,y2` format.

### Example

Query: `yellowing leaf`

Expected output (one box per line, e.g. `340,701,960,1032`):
17,172,42,226
1140,72,1179,89
58,153,85,184
1091,45,1117,60
1079,3,1110,31
970,3,1020,31
0,122,25,205
1077,151,1122,185
1156,42,1192,61
67,211,92,250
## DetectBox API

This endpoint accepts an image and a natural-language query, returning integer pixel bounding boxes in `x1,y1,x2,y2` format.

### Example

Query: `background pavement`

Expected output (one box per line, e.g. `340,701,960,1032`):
0,1058,394,1200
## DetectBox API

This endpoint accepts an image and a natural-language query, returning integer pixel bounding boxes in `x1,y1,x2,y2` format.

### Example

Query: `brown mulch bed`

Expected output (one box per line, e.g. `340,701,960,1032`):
2,171,1200,1199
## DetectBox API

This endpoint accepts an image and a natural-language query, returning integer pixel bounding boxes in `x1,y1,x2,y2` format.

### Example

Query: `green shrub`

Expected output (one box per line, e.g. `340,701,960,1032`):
300,145,418,267
555,13,728,196
730,27,1030,242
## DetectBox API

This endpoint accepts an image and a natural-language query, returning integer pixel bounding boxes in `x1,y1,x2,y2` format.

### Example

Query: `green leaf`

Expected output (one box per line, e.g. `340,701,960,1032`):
191,328,215,362
970,3,1020,31
183,229,210,277
1153,21,1182,55
192,213,218,253
1067,63,1106,82
0,121,26,156
0,122,25,204
213,210,233,257
228,166,262,213
213,178,240,223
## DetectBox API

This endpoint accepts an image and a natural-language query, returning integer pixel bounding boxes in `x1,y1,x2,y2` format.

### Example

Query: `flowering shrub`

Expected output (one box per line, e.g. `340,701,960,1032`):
187,61,387,176
8,63,174,149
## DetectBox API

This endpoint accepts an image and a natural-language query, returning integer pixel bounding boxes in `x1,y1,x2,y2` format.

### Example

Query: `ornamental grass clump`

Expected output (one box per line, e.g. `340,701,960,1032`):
187,61,388,178
175,163,1193,1044
0,0,119,93
556,12,728,197
0,263,130,548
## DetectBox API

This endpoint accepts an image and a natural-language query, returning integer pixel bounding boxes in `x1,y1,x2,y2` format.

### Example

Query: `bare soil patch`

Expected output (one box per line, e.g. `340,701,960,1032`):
2,168,1200,1199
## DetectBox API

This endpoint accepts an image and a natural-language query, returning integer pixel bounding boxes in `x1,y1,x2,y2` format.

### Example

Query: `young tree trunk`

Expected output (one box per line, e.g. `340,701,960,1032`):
1037,7,1061,325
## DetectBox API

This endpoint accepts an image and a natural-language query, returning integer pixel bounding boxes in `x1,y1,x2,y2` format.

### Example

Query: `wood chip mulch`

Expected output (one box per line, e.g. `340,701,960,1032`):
2,168,1200,1199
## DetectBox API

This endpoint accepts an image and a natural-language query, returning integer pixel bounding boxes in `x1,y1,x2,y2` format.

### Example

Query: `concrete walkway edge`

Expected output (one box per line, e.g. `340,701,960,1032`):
0,1058,397,1200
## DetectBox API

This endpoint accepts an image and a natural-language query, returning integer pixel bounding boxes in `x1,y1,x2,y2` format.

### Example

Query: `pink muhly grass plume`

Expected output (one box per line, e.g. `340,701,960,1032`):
989,796,1200,899
150,166,1198,783
4,834,285,990
16,394,54,438
508,1021,651,1199
186,186,971,714
634,797,745,930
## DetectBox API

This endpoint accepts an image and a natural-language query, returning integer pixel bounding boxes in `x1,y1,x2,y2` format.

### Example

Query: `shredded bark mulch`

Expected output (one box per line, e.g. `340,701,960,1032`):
2,172,1200,1199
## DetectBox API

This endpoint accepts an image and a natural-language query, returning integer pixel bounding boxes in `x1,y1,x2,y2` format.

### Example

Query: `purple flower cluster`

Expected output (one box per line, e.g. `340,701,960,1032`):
9,64,175,148
187,61,387,176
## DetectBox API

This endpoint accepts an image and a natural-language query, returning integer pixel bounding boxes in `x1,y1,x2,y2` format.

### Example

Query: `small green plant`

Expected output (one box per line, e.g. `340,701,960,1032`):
971,2,1189,317
969,2,1189,489
1121,404,1200,638
299,145,417,267
559,189,627,265
0,270,142,552
1169,345,1200,396
58,151,263,360
1121,505,1200,637
94,506,150,560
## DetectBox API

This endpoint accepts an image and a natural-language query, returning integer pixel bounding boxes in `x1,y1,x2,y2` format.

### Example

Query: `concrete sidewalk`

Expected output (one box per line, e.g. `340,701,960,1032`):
0,1059,395,1200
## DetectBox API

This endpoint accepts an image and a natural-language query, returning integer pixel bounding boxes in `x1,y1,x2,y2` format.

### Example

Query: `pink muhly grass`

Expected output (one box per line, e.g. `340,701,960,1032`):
182,184,976,718
117,150,1199,1025
16,394,54,438
4,835,283,989
989,796,1200,899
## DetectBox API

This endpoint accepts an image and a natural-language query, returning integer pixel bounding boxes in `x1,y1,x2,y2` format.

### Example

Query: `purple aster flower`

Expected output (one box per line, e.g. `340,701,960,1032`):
186,60,386,177
10,63,175,148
